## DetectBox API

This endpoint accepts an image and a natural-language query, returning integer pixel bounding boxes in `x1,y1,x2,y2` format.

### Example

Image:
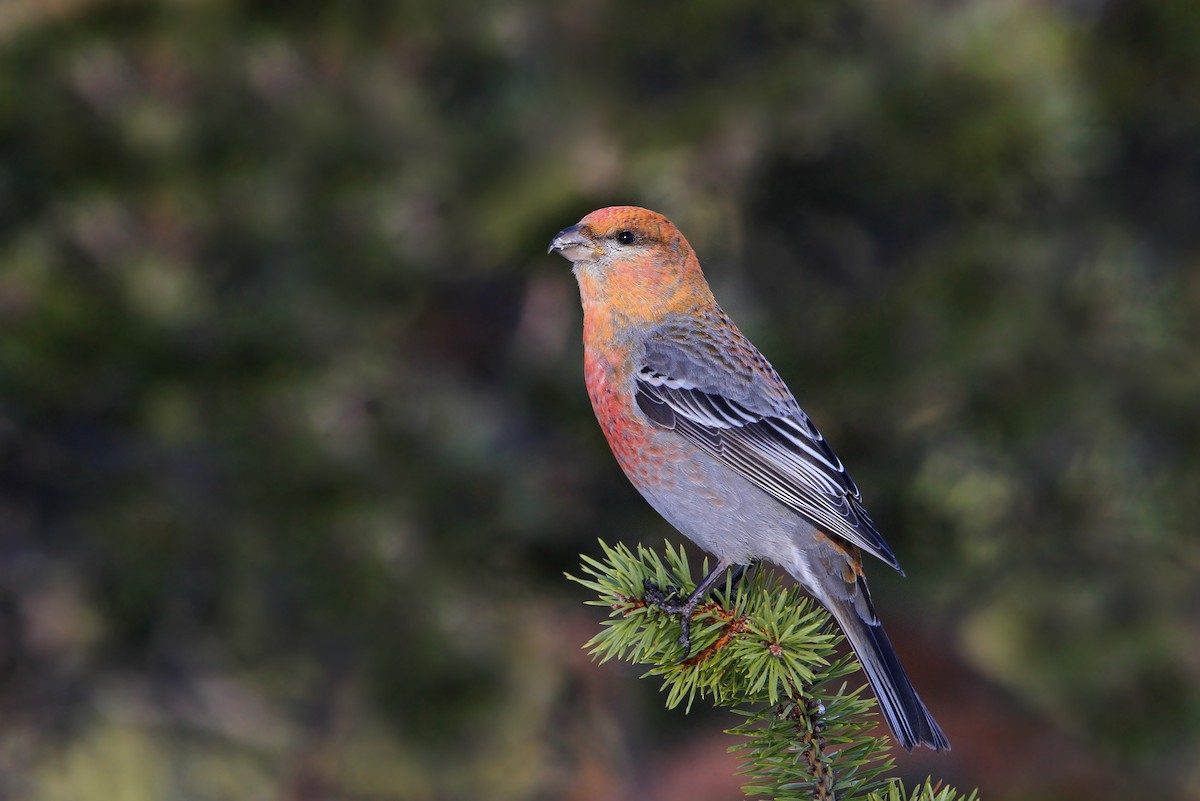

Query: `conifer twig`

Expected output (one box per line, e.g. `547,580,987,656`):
567,540,978,801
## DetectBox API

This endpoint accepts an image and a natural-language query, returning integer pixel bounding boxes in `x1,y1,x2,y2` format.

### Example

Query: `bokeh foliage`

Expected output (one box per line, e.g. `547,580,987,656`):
1,0,1198,799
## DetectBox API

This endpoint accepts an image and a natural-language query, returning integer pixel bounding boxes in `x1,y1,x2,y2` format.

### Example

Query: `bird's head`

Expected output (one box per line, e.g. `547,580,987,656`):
549,206,710,316
548,206,683,265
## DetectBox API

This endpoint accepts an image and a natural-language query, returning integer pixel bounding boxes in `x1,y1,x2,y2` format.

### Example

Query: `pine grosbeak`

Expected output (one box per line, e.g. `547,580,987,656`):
549,206,949,751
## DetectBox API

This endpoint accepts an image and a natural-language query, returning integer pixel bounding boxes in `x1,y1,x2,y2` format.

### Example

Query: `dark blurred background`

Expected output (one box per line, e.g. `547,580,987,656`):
1,0,1199,799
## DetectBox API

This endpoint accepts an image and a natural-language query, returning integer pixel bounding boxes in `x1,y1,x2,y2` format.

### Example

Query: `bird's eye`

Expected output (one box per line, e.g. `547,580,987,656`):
615,230,636,245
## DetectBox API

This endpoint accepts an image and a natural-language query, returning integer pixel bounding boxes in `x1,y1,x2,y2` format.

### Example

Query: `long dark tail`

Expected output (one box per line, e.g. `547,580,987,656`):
833,602,950,751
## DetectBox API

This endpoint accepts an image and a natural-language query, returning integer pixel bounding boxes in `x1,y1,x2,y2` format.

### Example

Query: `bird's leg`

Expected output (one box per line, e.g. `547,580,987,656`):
643,557,739,656
727,558,760,589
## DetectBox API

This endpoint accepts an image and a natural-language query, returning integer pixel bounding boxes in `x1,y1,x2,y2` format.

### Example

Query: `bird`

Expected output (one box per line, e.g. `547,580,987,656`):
549,205,949,751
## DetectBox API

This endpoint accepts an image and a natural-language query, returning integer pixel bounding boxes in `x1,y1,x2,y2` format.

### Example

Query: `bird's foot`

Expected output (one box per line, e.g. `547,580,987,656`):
641,578,683,609
642,578,701,657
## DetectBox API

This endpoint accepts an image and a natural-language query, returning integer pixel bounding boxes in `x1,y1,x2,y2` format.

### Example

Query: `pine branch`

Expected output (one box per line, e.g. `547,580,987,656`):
567,540,978,801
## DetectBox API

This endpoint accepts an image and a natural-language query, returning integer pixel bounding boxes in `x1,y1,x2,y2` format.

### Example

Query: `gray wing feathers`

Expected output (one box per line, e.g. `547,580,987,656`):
636,322,901,572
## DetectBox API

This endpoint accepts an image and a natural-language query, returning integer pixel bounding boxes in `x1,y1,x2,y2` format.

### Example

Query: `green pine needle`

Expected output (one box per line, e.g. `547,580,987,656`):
567,540,979,801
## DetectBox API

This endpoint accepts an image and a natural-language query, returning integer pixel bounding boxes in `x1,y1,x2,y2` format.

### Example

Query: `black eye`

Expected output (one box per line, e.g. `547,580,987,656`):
615,230,636,245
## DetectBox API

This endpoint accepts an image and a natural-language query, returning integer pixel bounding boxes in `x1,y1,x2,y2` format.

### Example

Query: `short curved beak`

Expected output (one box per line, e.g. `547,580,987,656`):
548,224,597,261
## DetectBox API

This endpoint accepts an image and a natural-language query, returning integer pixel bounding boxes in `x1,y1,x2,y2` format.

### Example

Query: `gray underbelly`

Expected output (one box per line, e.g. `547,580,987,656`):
633,445,806,567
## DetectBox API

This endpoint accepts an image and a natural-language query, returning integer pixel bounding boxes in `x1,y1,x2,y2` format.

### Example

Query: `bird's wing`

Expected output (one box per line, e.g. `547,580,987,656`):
636,318,901,572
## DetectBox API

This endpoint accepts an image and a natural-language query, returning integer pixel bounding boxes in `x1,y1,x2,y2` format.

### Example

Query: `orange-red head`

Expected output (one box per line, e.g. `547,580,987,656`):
549,206,713,334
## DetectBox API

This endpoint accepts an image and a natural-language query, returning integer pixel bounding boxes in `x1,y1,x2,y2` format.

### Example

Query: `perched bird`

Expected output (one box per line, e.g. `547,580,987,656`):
549,206,949,752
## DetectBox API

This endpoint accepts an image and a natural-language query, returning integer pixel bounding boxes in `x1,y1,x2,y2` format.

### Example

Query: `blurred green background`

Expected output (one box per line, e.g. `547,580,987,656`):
2,0,1199,799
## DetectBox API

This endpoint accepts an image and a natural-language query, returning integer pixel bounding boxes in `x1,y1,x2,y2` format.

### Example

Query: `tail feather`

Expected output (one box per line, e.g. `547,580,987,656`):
835,603,950,751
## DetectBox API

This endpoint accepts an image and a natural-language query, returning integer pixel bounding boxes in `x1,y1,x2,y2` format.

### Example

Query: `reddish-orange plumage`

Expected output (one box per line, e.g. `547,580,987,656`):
584,349,652,478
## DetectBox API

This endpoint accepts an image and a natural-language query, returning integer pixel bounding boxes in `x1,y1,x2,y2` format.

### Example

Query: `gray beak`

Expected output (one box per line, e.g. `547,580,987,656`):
548,224,596,261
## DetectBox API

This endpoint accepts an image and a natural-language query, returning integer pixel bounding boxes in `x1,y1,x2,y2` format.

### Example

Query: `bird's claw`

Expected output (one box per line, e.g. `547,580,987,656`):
641,578,682,607
676,620,693,657
642,578,696,659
